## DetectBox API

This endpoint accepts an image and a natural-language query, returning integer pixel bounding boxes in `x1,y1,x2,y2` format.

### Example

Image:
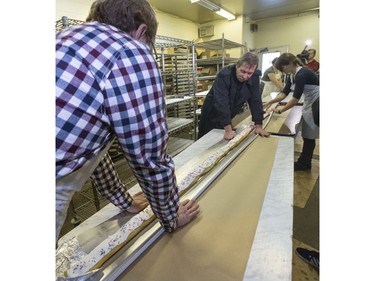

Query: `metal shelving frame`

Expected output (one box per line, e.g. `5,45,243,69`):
154,35,197,140
193,33,245,76
194,35,244,69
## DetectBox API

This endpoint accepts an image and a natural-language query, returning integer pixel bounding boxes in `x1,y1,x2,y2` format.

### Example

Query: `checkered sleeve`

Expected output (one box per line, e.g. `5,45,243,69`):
56,23,180,232
90,153,133,209
105,42,179,232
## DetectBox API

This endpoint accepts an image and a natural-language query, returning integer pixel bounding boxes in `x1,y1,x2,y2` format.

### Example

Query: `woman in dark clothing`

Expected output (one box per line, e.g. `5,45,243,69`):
264,53,319,171
198,52,270,140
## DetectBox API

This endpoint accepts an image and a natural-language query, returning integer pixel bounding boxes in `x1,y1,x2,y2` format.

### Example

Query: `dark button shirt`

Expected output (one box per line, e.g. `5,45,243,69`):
198,65,263,138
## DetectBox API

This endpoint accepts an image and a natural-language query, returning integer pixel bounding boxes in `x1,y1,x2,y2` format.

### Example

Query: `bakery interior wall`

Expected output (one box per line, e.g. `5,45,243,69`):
56,0,198,42
56,0,319,62
248,11,320,62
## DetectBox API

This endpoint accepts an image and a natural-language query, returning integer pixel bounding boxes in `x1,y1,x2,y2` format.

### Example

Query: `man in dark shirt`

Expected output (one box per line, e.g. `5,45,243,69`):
198,52,270,140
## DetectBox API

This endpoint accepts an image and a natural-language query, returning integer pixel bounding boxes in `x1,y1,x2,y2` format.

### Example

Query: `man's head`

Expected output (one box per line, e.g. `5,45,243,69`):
86,0,158,48
307,49,316,60
235,52,259,82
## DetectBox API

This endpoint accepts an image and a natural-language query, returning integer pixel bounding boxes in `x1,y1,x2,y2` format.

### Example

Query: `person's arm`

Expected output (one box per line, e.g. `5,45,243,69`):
267,72,284,91
272,97,299,114
90,153,149,212
264,92,287,111
247,73,270,138
254,124,270,137
108,42,197,232
264,74,291,111
212,70,236,139
274,69,308,114
224,124,236,140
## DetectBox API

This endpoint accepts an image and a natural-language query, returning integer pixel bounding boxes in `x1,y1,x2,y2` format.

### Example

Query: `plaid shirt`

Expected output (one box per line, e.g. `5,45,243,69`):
56,22,179,232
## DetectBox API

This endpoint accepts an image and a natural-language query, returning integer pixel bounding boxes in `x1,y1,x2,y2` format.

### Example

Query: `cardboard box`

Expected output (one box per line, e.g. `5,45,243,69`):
166,47,174,54
200,80,213,91
209,51,230,58
201,67,217,75
196,82,203,92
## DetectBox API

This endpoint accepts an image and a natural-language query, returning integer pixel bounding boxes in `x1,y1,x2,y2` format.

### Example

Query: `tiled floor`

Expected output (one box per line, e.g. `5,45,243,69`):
58,130,320,281
292,132,320,280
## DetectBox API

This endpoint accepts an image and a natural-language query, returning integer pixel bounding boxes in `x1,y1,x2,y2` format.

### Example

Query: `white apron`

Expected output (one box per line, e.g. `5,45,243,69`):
291,68,319,139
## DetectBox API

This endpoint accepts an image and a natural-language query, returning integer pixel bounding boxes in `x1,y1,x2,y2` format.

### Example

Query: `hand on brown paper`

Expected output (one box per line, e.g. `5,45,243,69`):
177,199,200,228
255,126,270,138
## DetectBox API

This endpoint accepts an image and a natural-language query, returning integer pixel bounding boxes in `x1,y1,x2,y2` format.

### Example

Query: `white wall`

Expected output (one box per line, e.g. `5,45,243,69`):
197,17,243,43
242,17,256,52
56,0,198,42
56,0,93,21
56,1,319,60
195,16,244,58
249,11,320,61
152,8,198,41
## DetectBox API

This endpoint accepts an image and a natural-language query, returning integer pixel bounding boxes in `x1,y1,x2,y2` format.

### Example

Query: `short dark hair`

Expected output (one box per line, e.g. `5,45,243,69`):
274,53,303,72
236,52,259,68
87,0,158,46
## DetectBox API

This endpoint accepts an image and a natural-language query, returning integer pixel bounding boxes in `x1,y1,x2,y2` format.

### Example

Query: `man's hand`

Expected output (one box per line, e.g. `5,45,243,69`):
263,102,274,112
224,130,236,140
177,199,200,228
255,126,270,138
126,191,149,213
223,124,236,140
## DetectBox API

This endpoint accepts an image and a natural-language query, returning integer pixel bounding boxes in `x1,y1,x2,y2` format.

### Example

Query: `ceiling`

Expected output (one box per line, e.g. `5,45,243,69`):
148,0,319,24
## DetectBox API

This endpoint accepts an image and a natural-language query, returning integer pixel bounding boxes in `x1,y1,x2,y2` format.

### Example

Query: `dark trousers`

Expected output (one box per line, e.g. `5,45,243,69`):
298,137,316,167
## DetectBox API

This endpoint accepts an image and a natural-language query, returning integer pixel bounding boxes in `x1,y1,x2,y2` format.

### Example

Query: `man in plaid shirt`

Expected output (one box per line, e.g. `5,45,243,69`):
56,0,199,239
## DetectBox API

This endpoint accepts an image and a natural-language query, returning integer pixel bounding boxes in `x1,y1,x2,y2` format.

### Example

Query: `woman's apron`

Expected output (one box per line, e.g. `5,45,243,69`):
291,68,319,139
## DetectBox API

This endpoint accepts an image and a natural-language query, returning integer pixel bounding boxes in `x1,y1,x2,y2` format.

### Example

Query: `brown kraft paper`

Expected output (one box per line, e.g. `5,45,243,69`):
119,136,279,281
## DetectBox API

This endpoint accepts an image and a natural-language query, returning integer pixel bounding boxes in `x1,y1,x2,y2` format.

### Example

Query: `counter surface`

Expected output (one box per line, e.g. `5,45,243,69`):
58,112,295,281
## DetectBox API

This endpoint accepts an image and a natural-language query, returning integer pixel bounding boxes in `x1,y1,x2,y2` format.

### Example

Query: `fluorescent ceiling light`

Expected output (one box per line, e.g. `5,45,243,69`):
191,0,219,12
216,8,236,20
190,0,236,20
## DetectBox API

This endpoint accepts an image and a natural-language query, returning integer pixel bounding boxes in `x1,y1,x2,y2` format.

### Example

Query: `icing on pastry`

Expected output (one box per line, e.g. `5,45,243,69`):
56,124,254,278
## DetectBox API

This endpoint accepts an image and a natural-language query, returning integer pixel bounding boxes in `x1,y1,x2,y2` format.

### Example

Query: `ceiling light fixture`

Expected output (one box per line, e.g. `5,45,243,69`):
190,0,236,21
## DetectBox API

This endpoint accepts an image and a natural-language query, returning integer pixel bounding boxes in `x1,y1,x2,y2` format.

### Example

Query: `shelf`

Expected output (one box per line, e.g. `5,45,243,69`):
196,75,216,81
165,96,193,106
194,38,244,50
155,35,192,49
192,35,244,96
196,57,238,65
167,117,194,135
155,40,194,99
153,35,196,139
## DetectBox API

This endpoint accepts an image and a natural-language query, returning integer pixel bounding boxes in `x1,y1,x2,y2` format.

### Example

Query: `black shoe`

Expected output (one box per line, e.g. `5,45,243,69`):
294,161,311,171
295,247,319,270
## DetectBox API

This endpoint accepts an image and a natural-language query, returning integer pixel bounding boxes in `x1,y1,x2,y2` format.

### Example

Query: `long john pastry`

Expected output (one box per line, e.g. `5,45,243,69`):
56,124,255,278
